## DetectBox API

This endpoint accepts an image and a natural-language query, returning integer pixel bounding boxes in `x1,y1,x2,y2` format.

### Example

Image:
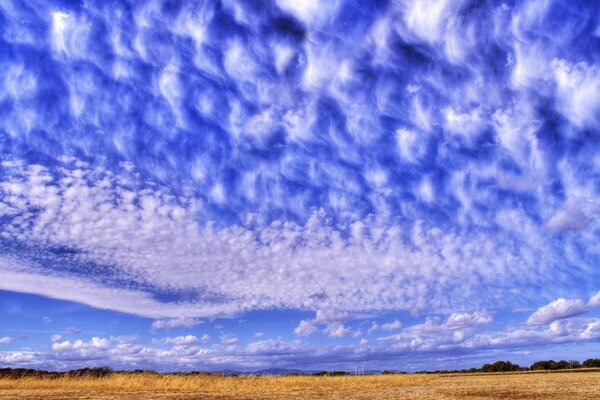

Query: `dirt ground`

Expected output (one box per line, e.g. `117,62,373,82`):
1,371,599,399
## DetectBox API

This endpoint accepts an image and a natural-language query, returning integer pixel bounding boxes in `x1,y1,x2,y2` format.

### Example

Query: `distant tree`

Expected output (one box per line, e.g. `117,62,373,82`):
531,360,558,371
65,367,113,378
481,361,523,372
558,360,581,369
583,358,600,368
312,371,349,376
328,371,350,376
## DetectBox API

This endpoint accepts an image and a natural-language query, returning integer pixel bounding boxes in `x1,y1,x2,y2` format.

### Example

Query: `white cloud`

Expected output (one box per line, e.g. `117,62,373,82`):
0,337,12,345
219,334,239,346
275,0,340,27
151,318,203,330
580,320,600,340
294,320,319,337
0,263,231,319
552,59,600,129
417,178,435,203
314,309,352,324
164,335,198,346
382,311,494,341
52,337,109,351
402,0,469,44
445,312,494,330
442,106,488,145
380,319,403,332
526,298,589,326
588,291,600,307
368,319,402,334
294,310,359,338
395,128,427,163
50,335,62,342
492,103,538,166
3,314,600,371
50,11,92,60
223,39,259,82
545,198,599,232
0,159,573,320
323,323,360,338
368,322,379,335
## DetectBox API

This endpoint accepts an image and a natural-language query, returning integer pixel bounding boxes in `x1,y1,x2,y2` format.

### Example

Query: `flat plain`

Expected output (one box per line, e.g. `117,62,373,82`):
1,370,599,399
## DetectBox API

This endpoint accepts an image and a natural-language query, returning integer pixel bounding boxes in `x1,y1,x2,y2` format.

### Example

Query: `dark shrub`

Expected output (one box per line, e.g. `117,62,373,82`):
583,358,600,368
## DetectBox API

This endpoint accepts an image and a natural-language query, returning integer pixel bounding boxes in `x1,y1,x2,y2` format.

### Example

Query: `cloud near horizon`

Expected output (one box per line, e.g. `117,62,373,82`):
1,298,600,371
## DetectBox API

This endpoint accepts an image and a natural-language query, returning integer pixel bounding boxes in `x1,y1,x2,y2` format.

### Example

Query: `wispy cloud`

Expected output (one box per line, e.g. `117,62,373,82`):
152,318,203,330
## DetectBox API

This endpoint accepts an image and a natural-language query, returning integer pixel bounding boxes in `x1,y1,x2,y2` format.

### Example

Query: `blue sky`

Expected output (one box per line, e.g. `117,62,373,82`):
1,0,600,372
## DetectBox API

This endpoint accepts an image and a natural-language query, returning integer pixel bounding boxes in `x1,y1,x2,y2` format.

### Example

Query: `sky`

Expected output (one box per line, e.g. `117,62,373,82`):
1,0,600,372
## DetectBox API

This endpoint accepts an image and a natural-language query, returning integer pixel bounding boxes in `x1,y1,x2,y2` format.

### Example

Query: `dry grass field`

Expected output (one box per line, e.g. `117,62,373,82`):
0,370,599,399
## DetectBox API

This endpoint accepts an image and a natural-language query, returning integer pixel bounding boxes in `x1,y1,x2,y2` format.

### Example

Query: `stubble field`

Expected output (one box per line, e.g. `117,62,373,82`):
1,370,599,399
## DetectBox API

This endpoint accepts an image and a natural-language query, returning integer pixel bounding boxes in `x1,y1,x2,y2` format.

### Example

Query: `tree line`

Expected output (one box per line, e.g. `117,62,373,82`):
415,358,600,374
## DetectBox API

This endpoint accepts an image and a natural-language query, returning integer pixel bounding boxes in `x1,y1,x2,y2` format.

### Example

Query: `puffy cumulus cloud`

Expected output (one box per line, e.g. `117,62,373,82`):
464,317,600,351
0,350,46,368
294,309,359,338
323,323,361,339
526,298,589,326
380,319,403,332
56,337,109,351
369,312,600,364
294,320,319,337
164,335,198,346
3,315,600,371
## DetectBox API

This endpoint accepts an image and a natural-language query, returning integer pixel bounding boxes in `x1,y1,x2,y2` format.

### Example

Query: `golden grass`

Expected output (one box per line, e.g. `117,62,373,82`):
0,372,429,391
1,371,599,399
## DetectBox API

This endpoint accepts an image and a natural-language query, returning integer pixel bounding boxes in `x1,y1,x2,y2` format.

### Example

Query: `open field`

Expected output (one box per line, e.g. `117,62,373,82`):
1,371,600,399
